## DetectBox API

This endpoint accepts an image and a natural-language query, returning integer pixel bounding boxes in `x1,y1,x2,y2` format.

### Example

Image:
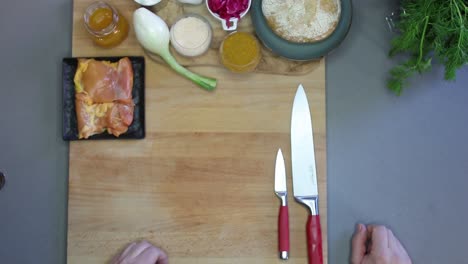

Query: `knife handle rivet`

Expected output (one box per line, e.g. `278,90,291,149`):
0,171,5,191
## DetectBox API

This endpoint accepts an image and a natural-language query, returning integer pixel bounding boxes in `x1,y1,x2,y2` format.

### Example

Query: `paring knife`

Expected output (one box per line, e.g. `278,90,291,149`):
291,85,323,264
274,148,290,260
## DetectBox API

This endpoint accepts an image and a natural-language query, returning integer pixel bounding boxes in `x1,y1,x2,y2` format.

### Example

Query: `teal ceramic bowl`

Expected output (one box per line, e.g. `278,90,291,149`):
251,0,352,60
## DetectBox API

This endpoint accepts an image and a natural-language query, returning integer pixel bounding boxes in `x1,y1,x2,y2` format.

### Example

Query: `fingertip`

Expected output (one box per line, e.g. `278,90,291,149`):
360,223,367,232
355,223,368,234
155,247,169,264
368,224,387,234
122,242,137,253
351,224,367,264
139,240,151,245
374,225,389,236
370,225,390,253
355,223,363,232
128,242,137,247
158,247,168,258
352,224,367,247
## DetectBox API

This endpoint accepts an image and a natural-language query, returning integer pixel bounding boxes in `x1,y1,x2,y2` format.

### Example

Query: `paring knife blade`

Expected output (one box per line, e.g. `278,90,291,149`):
275,149,287,194
291,84,323,264
274,149,289,260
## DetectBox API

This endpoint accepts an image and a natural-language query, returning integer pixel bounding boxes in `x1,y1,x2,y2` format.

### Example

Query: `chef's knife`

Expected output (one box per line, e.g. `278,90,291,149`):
291,85,323,264
274,148,289,260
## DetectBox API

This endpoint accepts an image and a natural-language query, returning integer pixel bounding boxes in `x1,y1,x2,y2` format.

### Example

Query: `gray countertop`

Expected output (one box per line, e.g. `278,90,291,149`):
1,0,468,263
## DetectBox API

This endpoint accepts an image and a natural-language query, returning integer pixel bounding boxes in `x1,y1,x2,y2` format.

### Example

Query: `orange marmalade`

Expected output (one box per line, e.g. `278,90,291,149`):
220,32,261,73
84,2,129,48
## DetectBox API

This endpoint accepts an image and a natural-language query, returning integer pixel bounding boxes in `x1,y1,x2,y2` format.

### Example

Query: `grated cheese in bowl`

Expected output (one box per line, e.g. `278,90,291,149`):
262,0,341,43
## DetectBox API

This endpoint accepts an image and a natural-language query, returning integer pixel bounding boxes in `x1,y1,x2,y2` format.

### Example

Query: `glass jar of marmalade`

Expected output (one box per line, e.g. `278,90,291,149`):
220,32,261,73
84,1,129,48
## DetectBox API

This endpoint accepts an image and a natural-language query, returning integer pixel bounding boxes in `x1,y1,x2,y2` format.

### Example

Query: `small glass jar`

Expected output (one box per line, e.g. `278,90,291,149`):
220,32,261,73
170,14,213,57
83,1,129,48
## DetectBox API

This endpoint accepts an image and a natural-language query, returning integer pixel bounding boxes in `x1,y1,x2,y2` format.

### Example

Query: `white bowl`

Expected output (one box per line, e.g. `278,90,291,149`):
206,0,252,31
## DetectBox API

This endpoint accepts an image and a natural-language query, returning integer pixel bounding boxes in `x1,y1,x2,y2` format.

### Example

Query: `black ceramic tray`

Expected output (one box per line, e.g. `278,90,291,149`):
62,56,145,141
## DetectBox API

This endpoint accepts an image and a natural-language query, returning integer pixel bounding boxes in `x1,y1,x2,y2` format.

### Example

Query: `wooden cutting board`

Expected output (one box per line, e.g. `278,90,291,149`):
68,1,327,263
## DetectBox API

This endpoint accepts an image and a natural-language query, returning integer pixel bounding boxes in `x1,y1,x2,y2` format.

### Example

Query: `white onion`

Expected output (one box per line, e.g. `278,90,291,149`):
133,8,217,91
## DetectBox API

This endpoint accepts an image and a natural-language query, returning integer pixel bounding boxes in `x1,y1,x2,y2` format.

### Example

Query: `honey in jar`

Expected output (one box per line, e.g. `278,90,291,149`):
84,1,129,48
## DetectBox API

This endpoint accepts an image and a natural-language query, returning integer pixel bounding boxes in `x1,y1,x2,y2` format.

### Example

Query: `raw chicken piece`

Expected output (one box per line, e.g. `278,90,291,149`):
107,102,135,137
74,58,135,139
75,99,109,139
75,99,134,139
74,57,133,103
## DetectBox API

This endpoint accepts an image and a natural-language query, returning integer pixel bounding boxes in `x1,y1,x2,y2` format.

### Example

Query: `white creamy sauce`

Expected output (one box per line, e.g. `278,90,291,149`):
170,16,212,57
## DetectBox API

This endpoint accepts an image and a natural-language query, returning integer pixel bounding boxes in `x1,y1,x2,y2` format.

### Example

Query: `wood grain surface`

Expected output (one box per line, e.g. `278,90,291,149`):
68,1,327,263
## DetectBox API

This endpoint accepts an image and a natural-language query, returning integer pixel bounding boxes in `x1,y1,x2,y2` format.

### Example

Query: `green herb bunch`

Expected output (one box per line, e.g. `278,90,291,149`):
388,0,468,95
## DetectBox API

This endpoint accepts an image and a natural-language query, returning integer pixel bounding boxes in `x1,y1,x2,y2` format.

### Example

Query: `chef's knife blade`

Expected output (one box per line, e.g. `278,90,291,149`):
274,149,289,260
291,84,323,264
291,85,318,198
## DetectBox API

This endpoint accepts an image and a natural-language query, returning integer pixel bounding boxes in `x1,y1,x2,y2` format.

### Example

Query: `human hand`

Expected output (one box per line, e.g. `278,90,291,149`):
351,224,412,264
111,240,169,264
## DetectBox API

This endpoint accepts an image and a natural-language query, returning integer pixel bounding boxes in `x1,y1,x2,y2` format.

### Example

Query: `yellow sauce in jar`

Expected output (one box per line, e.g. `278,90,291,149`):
84,2,129,48
220,32,261,73
89,7,113,31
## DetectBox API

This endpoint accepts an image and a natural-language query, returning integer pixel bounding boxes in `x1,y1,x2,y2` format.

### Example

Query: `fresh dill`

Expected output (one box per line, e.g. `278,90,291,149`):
388,0,468,95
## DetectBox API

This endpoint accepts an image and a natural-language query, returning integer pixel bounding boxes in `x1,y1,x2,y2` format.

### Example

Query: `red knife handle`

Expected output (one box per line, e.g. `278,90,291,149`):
306,214,323,264
278,205,290,255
